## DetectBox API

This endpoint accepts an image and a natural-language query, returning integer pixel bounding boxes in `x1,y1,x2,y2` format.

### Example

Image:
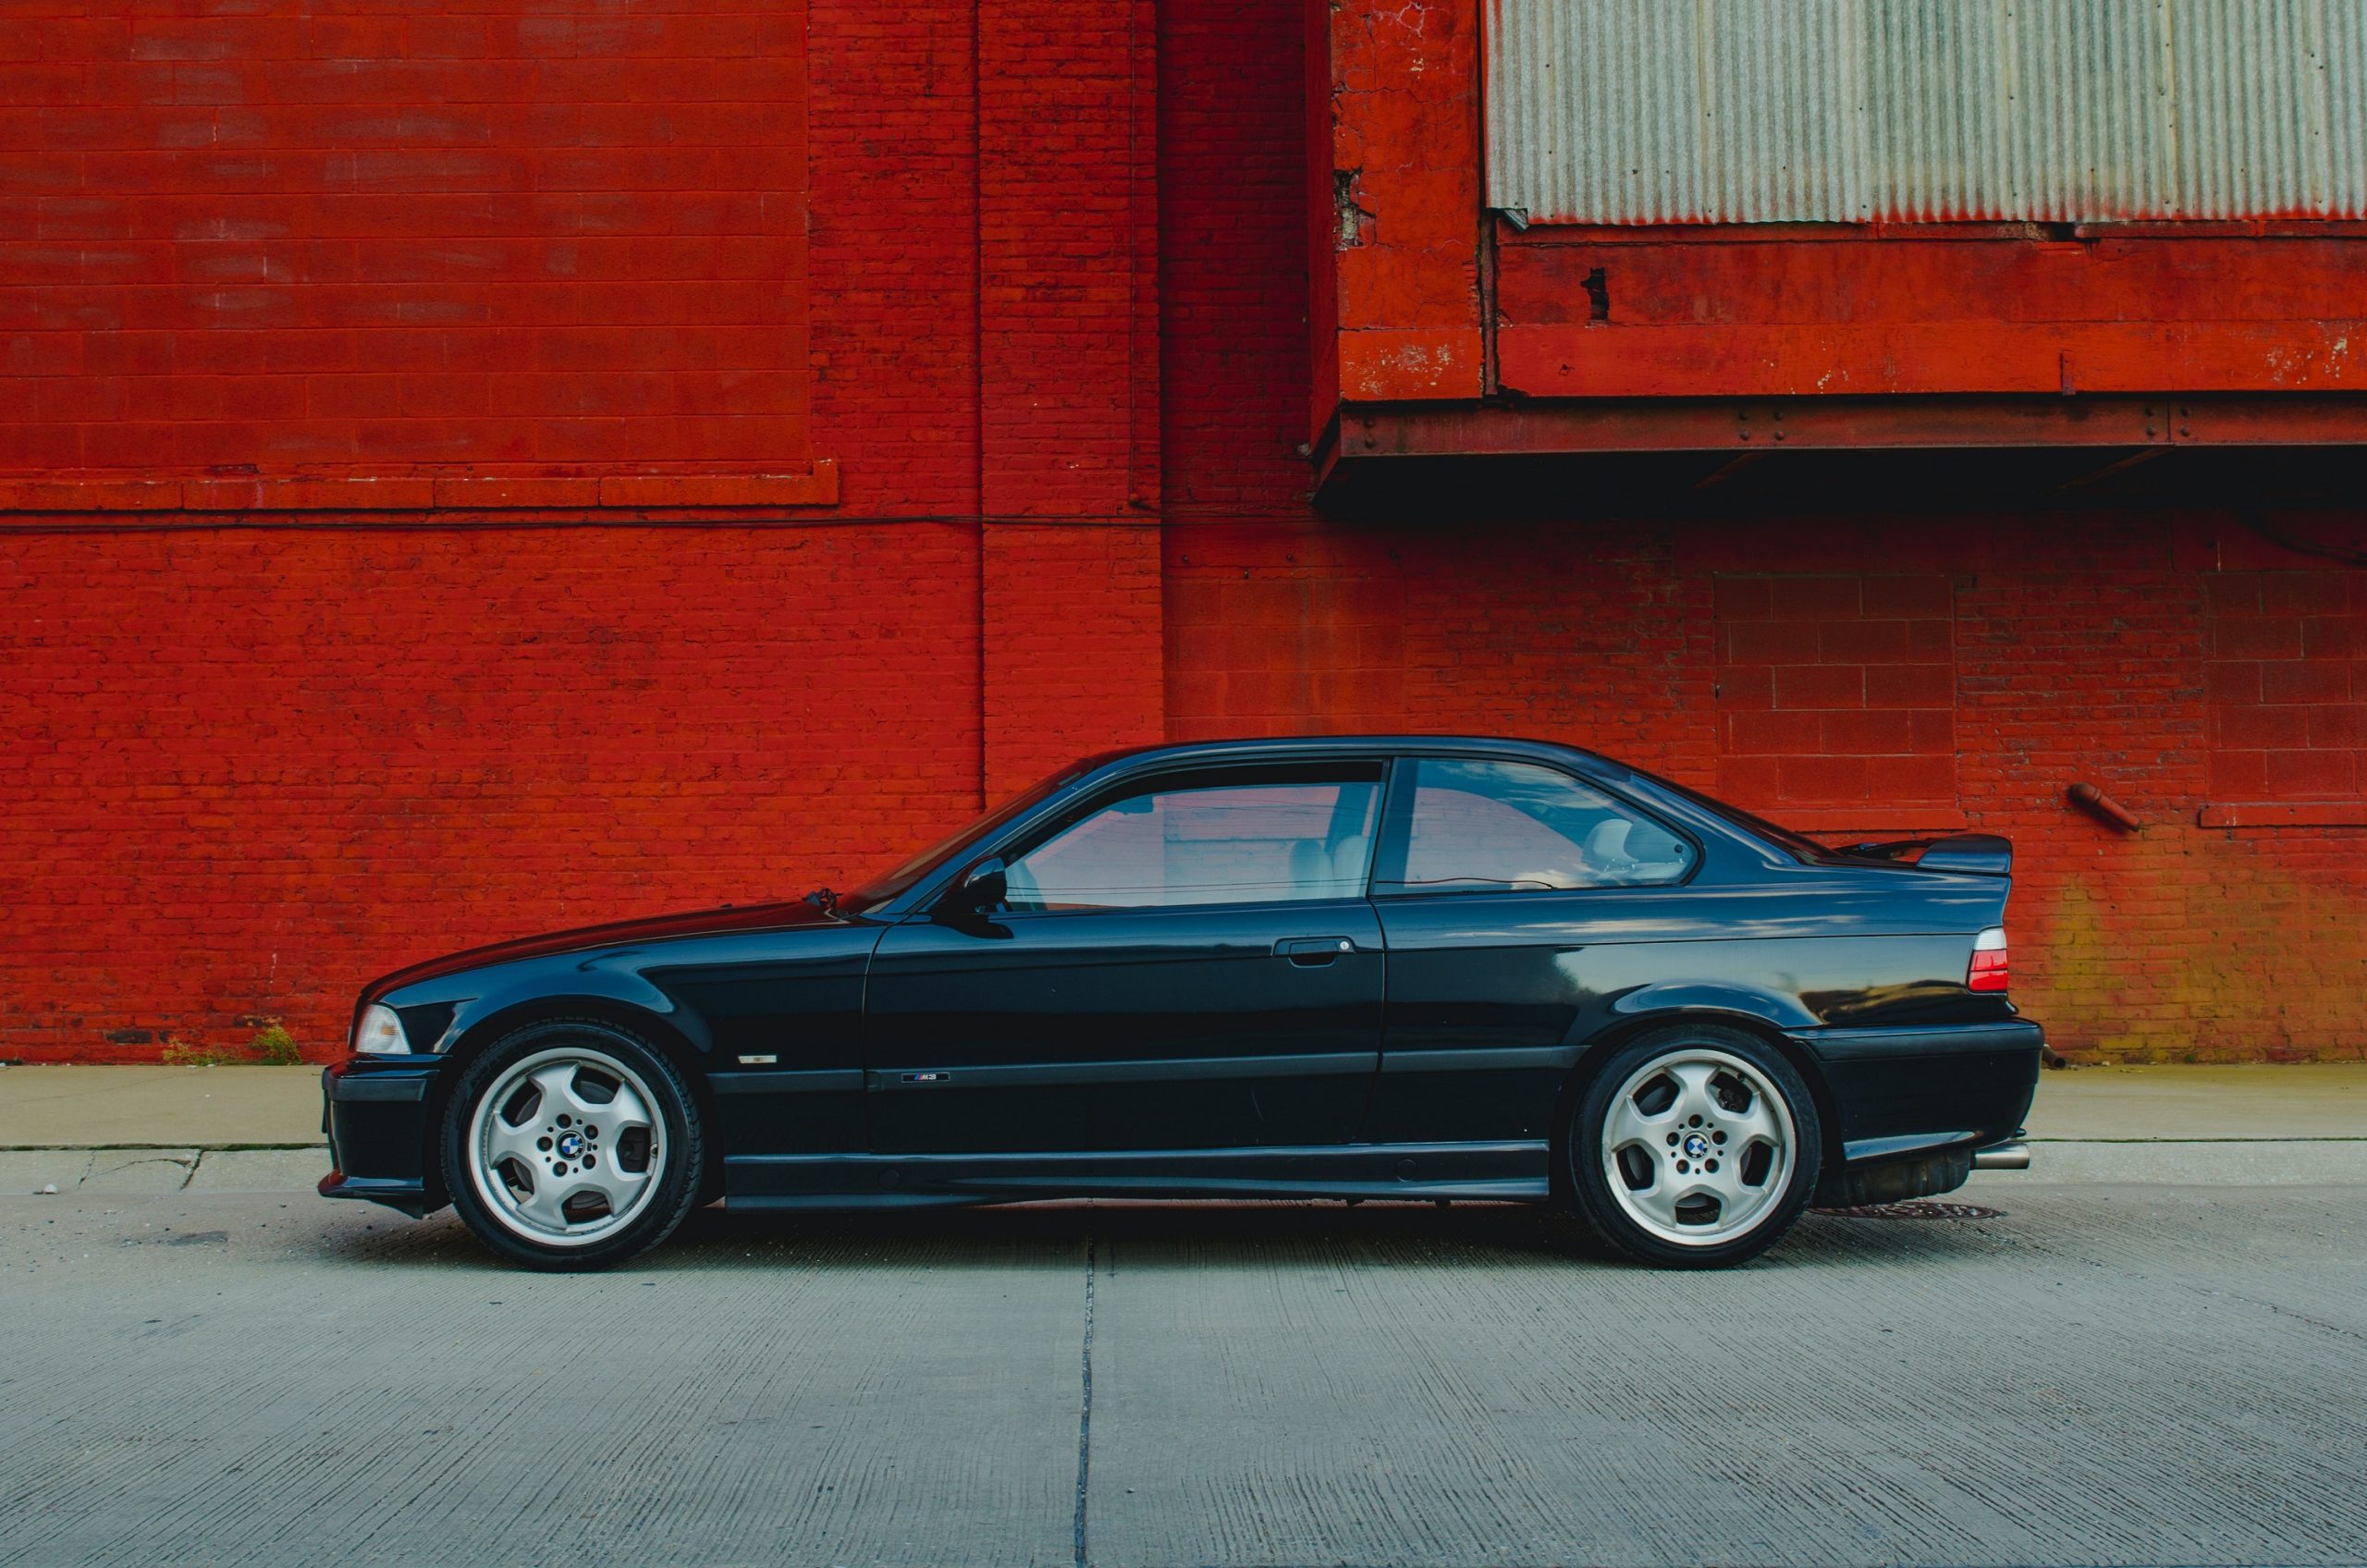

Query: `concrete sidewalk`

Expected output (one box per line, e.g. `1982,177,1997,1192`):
0,1065,326,1196
2,1060,2361,1194
0,1064,322,1147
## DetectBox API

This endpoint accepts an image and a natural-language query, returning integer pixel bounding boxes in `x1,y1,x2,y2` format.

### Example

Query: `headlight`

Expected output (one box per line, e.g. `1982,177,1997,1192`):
351,1004,409,1056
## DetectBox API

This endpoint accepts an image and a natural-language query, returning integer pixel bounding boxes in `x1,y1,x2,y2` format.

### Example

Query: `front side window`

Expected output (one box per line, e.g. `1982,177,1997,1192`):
1003,776,1382,913
1373,759,1694,896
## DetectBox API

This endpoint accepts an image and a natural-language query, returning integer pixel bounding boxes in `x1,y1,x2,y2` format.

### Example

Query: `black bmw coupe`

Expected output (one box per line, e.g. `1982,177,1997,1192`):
322,735,2041,1269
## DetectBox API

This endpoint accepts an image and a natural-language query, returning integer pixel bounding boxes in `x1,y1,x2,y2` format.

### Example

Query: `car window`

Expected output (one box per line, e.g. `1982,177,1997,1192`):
1373,758,1694,896
1004,778,1381,912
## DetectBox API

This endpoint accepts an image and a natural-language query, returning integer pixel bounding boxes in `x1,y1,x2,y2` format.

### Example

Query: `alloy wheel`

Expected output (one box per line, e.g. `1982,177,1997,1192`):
466,1046,666,1248
1599,1047,1797,1247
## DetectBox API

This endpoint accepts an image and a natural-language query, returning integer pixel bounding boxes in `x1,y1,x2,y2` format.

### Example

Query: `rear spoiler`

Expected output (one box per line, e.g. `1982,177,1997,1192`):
1839,832,2013,877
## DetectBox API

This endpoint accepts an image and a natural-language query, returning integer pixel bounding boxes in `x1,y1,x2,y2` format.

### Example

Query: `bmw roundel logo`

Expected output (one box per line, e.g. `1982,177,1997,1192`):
1683,1133,1711,1158
557,1132,586,1159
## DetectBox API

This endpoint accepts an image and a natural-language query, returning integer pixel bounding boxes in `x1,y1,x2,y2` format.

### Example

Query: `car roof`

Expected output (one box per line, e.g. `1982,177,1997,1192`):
1072,734,1625,779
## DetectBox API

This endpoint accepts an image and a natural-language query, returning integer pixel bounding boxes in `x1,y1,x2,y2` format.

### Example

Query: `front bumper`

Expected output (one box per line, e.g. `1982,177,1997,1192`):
319,1057,446,1217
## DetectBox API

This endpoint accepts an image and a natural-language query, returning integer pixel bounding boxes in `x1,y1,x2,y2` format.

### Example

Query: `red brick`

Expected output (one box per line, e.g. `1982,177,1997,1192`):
1777,753,1869,801
1772,664,1866,710
1724,708,1802,755
2261,659,2351,705
1865,663,1954,707
2214,615,2304,659
1711,574,1772,619
2217,704,2311,751
1722,619,1821,665
2263,749,2357,797
1820,708,1916,753
1858,574,1952,618
1862,753,1955,802
1818,618,1913,663
1772,575,1863,618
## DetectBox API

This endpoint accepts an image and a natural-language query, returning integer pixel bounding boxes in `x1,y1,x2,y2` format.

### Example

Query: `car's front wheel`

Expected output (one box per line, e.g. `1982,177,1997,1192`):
442,1021,705,1270
1567,1025,1821,1268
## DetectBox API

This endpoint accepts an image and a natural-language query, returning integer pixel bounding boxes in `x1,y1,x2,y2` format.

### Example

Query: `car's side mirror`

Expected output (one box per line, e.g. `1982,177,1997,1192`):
952,857,1008,913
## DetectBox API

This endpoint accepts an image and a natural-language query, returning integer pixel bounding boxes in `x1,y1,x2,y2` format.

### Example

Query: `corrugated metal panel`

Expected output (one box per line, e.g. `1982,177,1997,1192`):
1487,0,2367,223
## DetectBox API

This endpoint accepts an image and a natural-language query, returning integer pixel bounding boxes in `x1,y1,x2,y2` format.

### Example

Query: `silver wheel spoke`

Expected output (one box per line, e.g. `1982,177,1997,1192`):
590,1140,653,1198
602,1079,655,1140
1625,1173,1682,1229
1605,1088,1670,1151
529,1063,597,1122
515,1170,581,1231
484,1115,545,1170
1697,1156,1749,1207
1669,1061,1723,1123
1725,1096,1782,1149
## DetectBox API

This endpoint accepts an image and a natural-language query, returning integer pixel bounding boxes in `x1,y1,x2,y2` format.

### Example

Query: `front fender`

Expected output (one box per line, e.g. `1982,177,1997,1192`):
422,958,717,1060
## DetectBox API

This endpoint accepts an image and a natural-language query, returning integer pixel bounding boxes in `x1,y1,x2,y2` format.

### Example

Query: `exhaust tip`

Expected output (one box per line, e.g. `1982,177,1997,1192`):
1971,1140,2030,1171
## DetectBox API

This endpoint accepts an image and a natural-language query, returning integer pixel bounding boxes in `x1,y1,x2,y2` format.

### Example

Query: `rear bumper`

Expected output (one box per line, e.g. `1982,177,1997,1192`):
1795,1019,2043,1204
319,1058,446,1217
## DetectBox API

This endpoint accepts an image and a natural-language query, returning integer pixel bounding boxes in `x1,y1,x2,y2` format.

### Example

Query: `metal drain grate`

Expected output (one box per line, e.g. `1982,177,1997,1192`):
1813,1200,2005,1220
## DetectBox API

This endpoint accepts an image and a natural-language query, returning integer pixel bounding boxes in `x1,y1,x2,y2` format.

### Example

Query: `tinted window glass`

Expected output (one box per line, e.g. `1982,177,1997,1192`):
840,765,1086,913
1005,779,1381,912
1374,759,1693,895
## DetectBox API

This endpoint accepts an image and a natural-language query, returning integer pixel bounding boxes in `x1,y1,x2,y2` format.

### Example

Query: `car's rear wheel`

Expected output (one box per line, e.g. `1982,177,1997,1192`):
1566,1025,1821,1268
443,1021,704,1270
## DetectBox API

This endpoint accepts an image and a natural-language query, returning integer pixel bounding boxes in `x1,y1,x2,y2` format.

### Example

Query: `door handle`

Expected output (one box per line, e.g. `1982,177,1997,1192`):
1275,937,1357,966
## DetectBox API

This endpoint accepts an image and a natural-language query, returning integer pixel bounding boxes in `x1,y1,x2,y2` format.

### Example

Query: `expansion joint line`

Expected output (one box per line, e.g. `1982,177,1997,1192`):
1073,1231,1097,1568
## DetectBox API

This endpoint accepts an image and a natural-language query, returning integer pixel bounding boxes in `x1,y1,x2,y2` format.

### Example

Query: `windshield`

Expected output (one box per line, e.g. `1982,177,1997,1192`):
838,765,1087,913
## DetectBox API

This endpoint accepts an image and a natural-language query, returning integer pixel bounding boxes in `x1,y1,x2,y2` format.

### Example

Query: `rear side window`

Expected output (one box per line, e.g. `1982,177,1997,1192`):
1372,759,1694,896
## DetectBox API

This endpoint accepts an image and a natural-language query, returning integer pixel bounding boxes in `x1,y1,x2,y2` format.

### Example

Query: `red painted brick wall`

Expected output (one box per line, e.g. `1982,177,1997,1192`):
1,0,814,484
3,0,2362,1068
0,523,979,1062
985,523,1165,797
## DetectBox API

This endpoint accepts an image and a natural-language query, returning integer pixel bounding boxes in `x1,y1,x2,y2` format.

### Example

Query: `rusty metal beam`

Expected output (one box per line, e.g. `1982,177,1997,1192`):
1325,396,2367,471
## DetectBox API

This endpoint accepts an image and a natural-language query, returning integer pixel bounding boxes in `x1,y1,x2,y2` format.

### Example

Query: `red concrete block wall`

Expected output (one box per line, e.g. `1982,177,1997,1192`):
0,0,815,485
1714,573,1958,823
1166,514,2367,1061
2205,571,2367,802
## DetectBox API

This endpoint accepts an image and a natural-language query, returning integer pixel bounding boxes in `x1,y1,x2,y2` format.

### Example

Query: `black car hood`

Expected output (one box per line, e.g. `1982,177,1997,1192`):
362,898,847,1002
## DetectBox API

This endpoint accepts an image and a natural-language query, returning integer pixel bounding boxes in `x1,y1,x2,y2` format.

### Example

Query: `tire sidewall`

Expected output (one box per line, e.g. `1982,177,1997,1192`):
1567,1024,1822,1268
442,1020,704,1271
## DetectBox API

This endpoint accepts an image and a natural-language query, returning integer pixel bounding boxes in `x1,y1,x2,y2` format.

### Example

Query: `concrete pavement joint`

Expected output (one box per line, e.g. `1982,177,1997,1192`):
2030,1135,2367,1143
0,1151,324,1160
1074,1231,1097,1568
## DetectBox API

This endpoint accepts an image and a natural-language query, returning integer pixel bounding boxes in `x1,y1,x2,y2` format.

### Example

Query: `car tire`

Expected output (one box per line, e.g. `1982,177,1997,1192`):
442,1020,705,1271
1565,1024,1821,1269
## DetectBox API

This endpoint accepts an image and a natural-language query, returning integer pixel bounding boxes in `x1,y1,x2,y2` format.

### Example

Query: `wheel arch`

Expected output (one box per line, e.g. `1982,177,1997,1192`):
427,996,724,1208
1546,1008,1842,1200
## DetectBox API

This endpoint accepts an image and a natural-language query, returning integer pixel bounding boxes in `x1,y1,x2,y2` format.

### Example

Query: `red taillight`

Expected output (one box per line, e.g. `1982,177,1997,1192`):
1967,926,2009,993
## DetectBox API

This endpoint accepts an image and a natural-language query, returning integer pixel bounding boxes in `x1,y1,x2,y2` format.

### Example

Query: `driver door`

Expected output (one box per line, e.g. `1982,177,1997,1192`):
863,761,1389,1154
